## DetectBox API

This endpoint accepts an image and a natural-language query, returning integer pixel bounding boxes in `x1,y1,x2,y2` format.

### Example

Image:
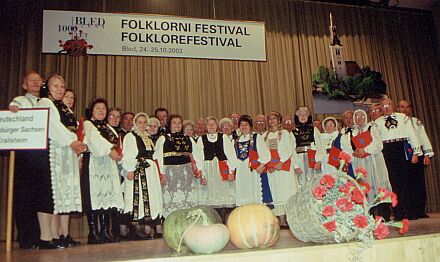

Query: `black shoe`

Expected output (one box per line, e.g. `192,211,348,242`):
87,211,102,244
133,234,150,241
37,239,57,249
154,232,163,239
62,235,81,247
52,238,69,249
99,213,114,243
418,213,430,219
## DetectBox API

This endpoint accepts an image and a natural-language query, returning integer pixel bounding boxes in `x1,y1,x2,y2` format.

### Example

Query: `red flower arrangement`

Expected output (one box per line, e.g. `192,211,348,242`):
311,151,409,252
59,30,93,56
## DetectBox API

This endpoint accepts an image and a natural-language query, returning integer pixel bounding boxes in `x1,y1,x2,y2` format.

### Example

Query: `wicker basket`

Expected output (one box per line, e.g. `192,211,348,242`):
286,174,336,244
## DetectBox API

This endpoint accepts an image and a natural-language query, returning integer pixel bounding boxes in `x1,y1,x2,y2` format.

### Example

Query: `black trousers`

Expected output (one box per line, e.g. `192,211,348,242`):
13,151,40,248
410,156,428,217
382,141,414,220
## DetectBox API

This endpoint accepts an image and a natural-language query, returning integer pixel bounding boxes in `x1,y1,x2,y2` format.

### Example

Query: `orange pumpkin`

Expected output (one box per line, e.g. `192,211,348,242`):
226,203,280,249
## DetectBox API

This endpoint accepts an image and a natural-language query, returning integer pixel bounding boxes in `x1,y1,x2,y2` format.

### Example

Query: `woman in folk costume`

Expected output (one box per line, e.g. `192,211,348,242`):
341,109,392,220
319,117,340,175
235,115,271,206
292,107,324,186
183,120,208,206
264,111,298,228
81,98,124,244
49,88,81,247
34,75,86,249
122,113,164,238
219,117,235,142
196,116,238,223
153,114,201,218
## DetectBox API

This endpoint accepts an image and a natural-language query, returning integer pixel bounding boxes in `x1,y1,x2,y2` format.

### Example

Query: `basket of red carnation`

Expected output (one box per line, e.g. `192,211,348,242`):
286,151,409,246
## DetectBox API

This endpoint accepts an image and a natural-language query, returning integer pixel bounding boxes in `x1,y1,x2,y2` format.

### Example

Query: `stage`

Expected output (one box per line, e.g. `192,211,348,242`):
2,213,440,262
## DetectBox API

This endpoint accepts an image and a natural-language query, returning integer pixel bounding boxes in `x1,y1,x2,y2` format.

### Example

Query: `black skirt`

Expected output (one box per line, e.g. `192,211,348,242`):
31,149,54,214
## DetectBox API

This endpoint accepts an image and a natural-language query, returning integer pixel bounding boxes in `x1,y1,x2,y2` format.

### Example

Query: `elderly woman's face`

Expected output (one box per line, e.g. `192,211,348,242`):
324,120,336,133
354,112,366,126
148,121,159,135
184,124,194,137
136,116,148,132
221,122,232,135
206,119,218,134
48,78,65,101
107,110,121,127
298,111,309,124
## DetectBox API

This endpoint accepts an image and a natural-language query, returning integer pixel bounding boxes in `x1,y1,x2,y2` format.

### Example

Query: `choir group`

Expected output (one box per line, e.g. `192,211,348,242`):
9,71,434,250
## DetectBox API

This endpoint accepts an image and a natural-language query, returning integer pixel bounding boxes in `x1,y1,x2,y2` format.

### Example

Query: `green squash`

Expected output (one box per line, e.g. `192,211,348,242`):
163,205,222,253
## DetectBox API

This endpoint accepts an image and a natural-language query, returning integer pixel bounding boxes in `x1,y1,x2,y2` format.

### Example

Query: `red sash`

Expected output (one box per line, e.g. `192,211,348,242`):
307,149,317,168
76,117,85,142
218,160,231,181
265,149,291,172
249,149,261,170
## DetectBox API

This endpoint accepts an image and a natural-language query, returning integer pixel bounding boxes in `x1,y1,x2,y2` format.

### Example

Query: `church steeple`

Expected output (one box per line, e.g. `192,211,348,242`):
329,13,347,77
329,13,342,47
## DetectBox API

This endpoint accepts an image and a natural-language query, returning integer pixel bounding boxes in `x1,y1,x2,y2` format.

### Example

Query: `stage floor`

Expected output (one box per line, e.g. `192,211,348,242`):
2,213,440,262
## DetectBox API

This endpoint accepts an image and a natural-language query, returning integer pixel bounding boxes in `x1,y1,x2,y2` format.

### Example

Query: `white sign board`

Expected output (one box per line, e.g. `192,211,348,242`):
42,10,266,61
0,109,49,150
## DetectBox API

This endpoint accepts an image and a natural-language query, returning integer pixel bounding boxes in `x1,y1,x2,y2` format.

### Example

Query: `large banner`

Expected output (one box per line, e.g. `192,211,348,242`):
0,109,49,150
42,10,266,61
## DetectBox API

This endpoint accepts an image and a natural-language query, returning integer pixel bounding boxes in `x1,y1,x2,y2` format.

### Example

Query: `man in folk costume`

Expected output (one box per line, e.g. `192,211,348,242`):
375,98,422,221
398,100,434,219
8,71,43,249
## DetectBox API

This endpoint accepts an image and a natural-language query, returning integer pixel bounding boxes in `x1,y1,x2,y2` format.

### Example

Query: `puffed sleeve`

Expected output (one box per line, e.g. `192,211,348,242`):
278,130,293,162
313,127,325,163
36,98,76,147
190,137,204,172
223,134,238,171
153,135,165,173
404,115,422,156
196,136,206,174
416,119,434,157
256,134,271,165
341,132,354,154
288,132,300,169
84,120,112,157
364,126,383,156
122,133,138,172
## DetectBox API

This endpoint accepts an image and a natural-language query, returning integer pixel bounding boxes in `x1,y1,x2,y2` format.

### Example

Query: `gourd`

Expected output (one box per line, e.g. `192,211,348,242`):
182,209,230,254
163,205,222,253
226,203,280,249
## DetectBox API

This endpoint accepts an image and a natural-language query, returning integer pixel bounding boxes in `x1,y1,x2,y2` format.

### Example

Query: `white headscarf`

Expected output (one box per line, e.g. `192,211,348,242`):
133,112,149,134
353,109,368,132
